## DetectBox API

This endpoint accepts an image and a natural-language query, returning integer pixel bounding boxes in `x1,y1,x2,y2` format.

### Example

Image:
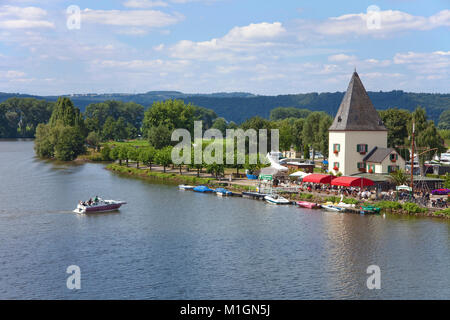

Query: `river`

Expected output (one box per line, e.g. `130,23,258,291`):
0,140,449,299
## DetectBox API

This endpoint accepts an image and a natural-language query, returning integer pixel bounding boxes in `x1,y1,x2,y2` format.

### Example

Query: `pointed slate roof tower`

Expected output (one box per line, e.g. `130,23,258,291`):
329,71,387,131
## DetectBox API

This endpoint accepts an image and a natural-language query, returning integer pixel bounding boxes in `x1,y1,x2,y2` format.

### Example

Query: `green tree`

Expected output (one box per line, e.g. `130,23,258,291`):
109,146,119,163
155,146,173,173
379,108,411,150
303,112,328,160
101,145,112,161
274,118,294,152
139,147,157,170
438,109,450,130
34,123,54,158
33,97,86,161
127,147,140,168
142,99,196,137
148,124,172,149
318,114,332,158
211,117,228,135
409,107,446,175
118,146,128,166
86,131,101,151
206,162,224,178
389,169,408,186
291,118,305,152
270,107,311,121
102,116,116,141
52,124,86,161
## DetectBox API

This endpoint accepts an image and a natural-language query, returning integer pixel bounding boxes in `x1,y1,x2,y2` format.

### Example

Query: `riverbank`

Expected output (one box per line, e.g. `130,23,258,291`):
106,163,450,220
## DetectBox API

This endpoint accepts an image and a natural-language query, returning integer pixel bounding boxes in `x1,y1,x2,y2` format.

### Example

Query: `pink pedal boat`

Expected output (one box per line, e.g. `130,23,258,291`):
296,201,320,209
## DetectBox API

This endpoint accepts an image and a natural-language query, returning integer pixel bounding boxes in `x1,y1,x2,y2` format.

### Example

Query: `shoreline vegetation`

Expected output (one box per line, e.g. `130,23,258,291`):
105,162,450,221
5,95,447,219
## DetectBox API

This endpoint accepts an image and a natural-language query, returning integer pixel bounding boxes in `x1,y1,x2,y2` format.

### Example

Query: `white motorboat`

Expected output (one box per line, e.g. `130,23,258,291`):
321,203,345,212
74,197,126,214
178,185,195,190
264,194,291,205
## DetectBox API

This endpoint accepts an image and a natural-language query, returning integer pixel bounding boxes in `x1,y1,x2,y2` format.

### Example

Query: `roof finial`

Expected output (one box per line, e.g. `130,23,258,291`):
354,67,356,73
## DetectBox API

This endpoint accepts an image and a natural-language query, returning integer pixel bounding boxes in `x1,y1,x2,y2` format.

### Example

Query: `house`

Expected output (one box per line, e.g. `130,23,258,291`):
328,71,405,176
282,148,302,159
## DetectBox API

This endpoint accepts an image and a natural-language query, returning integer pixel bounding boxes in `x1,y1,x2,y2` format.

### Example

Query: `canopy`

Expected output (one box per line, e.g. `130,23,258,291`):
289,171,311,178
397,185,412,192
331,176,374,187
302,174,335,184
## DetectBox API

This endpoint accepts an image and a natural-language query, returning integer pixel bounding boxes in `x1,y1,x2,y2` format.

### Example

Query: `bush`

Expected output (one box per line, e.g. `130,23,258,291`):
342,198,359,205
401,202,427,214
433,208,450,217
374,201,402,210
325,196,340,203
299,193,314,200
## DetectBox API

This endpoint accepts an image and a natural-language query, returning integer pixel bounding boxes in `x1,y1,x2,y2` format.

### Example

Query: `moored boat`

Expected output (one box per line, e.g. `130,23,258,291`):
193,185,214,193
179,184,194,190
264,194,291,205
296,201,320,209
321,203,345,212
215,188,232,196
74,197,126,214
359,205,381,214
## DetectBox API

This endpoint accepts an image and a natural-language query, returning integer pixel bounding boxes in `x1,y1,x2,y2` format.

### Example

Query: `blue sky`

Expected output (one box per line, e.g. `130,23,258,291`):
0,0,448,95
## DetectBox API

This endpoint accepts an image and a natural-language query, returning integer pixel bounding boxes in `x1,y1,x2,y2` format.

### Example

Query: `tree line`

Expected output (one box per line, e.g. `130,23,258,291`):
1,96,447,167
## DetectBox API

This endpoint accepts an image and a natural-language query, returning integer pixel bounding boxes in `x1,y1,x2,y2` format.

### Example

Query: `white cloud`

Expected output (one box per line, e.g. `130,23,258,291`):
328,54,356,62
168,22,286,61
82,8,183,28
123,0,168,8
92,59,191,72
393,51,450,75
0,70,26,78
313,9,450,37
0,5,54,29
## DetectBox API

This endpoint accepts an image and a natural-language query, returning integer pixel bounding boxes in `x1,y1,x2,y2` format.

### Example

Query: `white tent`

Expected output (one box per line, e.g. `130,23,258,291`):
289,171,311,178
396,185,412,192
266,153,288,171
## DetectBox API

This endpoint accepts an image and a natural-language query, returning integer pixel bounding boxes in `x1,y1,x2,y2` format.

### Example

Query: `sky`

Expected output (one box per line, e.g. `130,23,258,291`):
0,0,449,95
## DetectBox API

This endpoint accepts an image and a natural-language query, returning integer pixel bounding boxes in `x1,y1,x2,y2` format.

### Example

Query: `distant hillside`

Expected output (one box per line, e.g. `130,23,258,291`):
1,90,448,124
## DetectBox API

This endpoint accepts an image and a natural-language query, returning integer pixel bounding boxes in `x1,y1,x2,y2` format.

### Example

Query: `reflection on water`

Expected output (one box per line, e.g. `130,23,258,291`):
0,140,449,299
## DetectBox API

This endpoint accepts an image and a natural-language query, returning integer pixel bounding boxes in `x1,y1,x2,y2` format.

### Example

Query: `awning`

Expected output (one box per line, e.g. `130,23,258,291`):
302,174,335,184
331,176,374,187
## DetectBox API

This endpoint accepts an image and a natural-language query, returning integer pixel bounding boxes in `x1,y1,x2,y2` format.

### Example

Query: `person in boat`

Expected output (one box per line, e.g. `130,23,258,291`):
94,196,98,203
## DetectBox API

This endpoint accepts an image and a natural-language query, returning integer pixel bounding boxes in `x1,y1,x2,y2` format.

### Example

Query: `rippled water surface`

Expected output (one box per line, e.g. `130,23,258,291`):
0,140,449,299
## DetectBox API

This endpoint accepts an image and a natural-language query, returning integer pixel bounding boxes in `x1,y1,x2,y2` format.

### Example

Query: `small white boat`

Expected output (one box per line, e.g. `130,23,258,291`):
215,188,232,196
264,194,291,205
179,185,195,190
74,197,126,214
321,204,344,212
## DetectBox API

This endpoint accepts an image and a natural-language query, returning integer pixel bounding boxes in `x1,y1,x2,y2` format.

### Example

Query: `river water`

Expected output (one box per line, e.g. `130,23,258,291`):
0,140,449,299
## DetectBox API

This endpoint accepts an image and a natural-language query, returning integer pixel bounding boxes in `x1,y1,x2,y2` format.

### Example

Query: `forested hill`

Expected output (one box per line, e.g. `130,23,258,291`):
1,90,448,124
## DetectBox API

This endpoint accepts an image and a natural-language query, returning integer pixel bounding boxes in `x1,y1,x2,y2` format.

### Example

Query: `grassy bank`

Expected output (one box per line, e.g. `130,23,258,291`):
107,163,216,185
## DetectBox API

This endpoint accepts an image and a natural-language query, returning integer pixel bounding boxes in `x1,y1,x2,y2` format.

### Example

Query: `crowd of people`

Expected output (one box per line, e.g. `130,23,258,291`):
270,179,448,208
